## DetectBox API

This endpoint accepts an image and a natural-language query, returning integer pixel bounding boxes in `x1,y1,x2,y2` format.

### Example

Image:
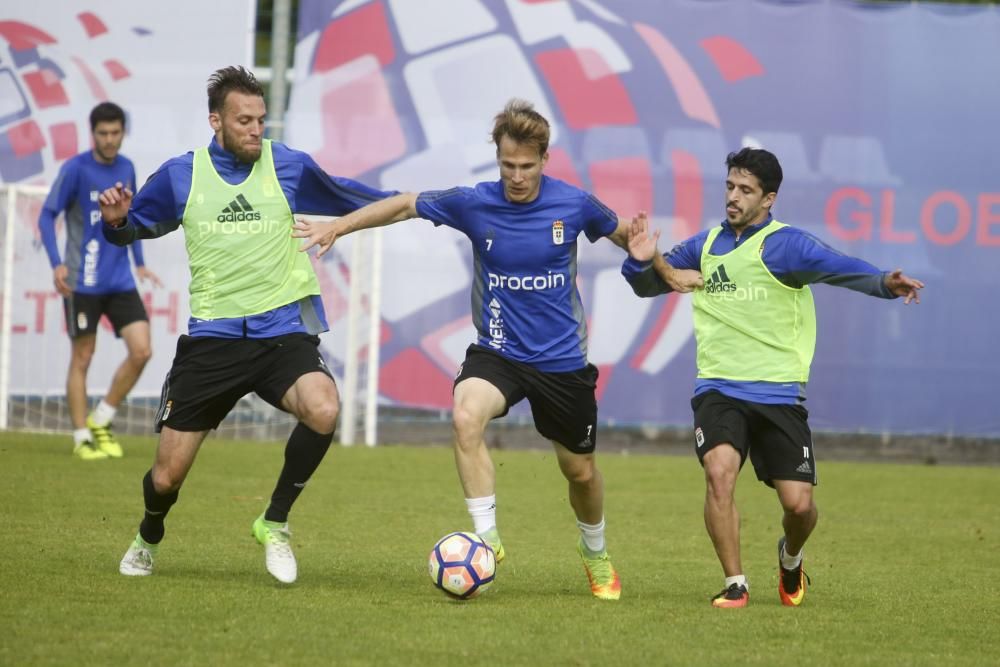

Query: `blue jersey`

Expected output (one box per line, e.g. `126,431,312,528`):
416,175,619,372
103,137,394,338
622,215,897,404
39,151,144,294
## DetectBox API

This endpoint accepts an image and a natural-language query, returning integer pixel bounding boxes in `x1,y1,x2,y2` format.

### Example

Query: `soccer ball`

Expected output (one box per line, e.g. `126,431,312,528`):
428,531,496,599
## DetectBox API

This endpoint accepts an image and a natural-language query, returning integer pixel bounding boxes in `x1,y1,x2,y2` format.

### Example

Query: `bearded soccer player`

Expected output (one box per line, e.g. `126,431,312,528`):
98,66,394,584
293,99,702,600
39,102,161,460
622,147,923,608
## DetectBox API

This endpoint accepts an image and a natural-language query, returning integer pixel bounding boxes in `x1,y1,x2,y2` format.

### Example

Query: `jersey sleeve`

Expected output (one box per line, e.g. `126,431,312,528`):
580,192,619,242
765,227,893,297
38,160,78,267
415,187,472,232
104,156,189,245
272,142,396,215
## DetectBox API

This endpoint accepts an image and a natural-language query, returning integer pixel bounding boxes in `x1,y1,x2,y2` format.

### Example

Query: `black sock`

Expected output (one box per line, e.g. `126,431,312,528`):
264,423,333,523
138,469,178,544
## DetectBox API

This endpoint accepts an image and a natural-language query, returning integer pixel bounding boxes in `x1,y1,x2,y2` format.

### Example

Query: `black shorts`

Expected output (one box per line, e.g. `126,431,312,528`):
455,344,599,454
154,333,333,432
691,390,817,487
64,290,148,338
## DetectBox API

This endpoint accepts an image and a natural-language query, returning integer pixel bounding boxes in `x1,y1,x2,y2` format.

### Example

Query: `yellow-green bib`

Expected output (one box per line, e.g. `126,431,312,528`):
692,221,816,382
182,139,319,319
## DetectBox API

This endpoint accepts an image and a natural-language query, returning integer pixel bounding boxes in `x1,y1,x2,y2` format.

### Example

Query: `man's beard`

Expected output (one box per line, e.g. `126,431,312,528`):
222,127,261,164
94,144,119,163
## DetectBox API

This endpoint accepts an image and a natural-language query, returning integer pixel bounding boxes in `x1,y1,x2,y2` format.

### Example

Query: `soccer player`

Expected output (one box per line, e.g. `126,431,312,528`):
38,102,161,461
292,99,702,600
98,66,394,584
622,147,923,608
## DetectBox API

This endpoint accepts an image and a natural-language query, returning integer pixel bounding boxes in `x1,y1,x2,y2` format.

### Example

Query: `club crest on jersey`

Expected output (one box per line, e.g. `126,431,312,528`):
552,220,564,245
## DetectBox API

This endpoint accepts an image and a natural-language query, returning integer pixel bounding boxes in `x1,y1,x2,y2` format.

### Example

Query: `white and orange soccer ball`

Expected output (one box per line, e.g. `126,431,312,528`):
428,531,496,599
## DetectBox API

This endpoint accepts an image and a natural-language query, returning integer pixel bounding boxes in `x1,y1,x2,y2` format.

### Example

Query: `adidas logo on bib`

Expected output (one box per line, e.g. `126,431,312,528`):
217,193,261,222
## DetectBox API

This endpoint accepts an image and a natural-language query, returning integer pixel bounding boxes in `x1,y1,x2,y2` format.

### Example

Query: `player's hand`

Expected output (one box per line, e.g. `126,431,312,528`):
53,264,71,297
136,266,163,288
98,182,133,226
627,211,660,262
292,216,343,259
663,267,704,293
884,269,924,305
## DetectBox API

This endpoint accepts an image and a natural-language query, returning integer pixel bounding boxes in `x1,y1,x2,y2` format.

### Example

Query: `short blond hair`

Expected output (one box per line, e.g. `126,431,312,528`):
491,99,550,156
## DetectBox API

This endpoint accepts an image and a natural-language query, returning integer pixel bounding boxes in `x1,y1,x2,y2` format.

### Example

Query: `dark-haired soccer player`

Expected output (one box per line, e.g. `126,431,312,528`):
293,99,703,600
39,101,161,461
623,147,923,608
99,66,394,584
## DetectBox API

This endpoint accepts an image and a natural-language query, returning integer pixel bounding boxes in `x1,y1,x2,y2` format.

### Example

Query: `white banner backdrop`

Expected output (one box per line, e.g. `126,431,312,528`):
1,1,254,397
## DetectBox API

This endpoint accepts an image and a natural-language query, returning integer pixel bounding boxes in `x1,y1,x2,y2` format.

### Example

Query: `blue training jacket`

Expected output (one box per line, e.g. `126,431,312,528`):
103,138,394,338
39,151,144,294
621,215,898,404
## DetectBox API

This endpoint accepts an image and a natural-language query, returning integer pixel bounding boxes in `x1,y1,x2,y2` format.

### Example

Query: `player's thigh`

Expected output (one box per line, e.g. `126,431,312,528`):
746,402,817,488
279,371,340,433
453,377,509,426
773,478,815,515
69,332,97,365
154,336,255,433
453,345,527,420
253,334,339,416
104,290,148,337
526,364,599,455
64,292,103,338
692,391,751,466
118,319,152,358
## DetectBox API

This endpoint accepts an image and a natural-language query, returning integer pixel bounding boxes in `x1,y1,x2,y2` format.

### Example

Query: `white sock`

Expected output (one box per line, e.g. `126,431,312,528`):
725,574,748,591
781,542,803,570
91,400,117,427
465,495,496,535
576,517,606,554
73,428,92,446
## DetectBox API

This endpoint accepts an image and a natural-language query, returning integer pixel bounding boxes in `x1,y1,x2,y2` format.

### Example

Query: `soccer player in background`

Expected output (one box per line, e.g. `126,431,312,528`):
292,99,703,600
622,147,924,608
38,102,161,461
98,66,395,584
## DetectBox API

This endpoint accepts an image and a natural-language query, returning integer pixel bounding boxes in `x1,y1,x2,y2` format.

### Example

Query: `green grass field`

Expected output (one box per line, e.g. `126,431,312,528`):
1,431,997,666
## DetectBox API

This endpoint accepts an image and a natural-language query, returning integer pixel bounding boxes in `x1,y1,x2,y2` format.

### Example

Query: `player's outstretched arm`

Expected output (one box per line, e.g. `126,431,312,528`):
293,193,418,258
884,269,924,305
626,212,703,293
98,182,133,227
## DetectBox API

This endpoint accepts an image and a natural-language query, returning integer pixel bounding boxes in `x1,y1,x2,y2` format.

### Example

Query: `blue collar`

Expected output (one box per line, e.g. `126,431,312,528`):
720,213,773,240
207,136,253,171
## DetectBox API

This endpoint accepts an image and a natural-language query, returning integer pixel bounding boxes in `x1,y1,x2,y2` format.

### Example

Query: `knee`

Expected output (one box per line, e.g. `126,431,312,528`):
782,494,816,518
451,405,485,448
71,348,94,369
561,458,596,485
130,345,152,368
703,461,738,501
151,466,183,494
302,400,339,435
